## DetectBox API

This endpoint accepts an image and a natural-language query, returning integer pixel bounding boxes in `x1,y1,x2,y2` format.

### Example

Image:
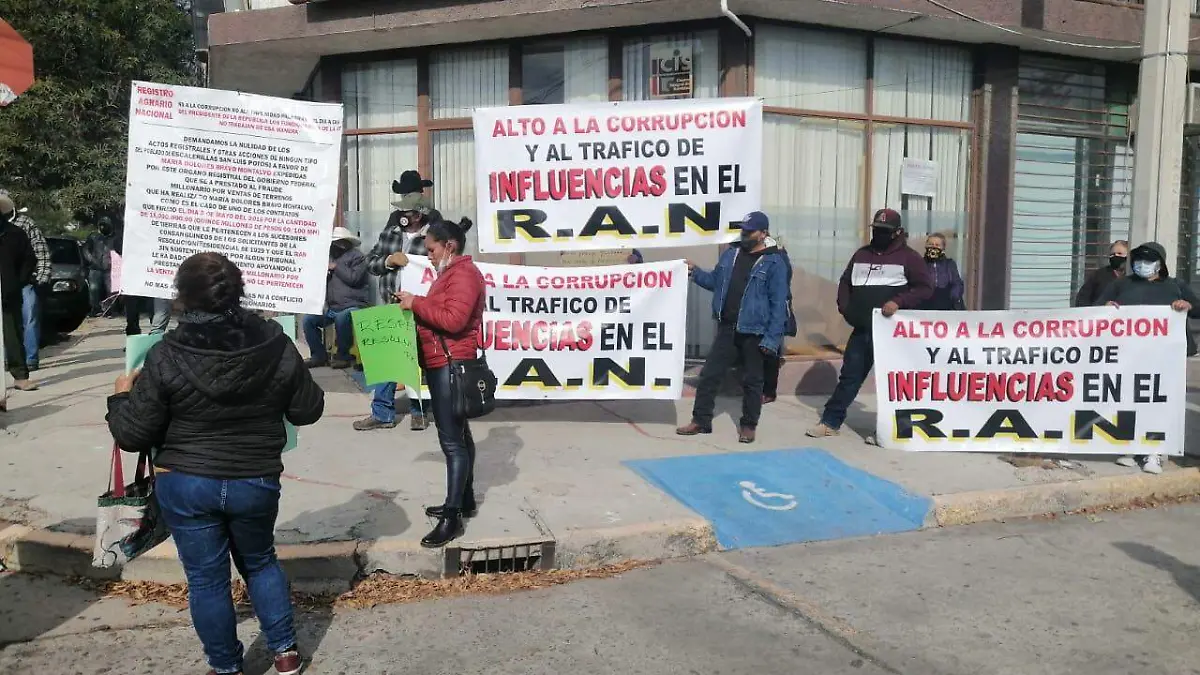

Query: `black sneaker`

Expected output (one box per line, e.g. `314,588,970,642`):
352,416,397,431
304,358,329,369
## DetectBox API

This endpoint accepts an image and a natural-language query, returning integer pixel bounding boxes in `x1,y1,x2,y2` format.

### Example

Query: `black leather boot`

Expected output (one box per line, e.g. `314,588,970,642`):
425,494,477,519
420,511,465,548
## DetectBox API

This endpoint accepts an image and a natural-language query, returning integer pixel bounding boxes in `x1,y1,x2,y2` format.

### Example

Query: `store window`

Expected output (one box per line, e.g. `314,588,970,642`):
430,47,509,119
342,59,420,245
756,25,867,113
754,25,973,347
522,37,608,104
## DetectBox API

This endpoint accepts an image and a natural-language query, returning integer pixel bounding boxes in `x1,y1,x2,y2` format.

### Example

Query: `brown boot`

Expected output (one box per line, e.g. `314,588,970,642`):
738,427,756,444
675,422,712,436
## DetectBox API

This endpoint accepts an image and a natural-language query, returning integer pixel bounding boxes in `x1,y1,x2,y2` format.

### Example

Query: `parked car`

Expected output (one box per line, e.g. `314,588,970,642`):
42,237,91,336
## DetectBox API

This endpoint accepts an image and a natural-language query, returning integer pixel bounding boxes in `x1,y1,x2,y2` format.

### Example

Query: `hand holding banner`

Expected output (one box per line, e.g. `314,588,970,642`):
872,306,1186,455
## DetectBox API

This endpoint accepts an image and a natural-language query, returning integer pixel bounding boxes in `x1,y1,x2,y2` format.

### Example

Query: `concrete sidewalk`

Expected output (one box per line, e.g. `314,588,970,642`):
2,318,1199,587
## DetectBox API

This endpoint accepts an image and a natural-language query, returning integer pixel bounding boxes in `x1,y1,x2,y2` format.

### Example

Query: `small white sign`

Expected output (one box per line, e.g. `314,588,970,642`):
900,157,938,198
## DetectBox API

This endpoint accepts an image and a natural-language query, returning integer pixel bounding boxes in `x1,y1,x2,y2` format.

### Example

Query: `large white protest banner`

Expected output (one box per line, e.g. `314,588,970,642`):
121,81,343,315
472,98,762,254
873,307,1187,455
400,257,687,399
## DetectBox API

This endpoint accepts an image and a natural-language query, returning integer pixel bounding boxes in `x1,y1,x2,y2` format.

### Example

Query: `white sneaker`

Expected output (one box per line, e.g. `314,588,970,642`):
1116,455,1137,468
1142,455,1164,475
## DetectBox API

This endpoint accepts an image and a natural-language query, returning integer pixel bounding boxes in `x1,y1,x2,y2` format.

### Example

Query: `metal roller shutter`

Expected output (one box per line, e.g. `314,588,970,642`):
1009,56,1134,309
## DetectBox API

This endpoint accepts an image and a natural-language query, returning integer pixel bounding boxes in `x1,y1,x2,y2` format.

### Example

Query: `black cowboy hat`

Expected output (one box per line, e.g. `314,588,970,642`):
392,170,433,195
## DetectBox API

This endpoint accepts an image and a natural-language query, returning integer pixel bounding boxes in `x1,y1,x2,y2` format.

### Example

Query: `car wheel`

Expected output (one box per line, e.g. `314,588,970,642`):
53,315,86,335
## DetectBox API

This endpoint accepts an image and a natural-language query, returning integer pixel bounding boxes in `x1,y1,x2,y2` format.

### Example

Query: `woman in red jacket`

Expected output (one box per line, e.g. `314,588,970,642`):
396,217,486,547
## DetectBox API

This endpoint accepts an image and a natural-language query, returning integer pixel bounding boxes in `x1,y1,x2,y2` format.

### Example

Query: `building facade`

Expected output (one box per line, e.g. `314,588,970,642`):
207,0,1200,355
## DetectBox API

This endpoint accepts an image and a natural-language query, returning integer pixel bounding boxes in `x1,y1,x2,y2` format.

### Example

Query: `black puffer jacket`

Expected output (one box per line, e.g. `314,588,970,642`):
106,309,325,478
0,220,35,310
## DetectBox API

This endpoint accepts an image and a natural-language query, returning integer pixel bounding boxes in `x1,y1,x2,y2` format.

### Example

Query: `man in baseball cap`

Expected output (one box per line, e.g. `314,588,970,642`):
678,211,791,444
808,207,931,439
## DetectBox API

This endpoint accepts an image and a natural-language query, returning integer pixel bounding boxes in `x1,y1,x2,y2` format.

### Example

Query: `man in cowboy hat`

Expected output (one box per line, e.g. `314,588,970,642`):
356,170,434,432
302,226,369,369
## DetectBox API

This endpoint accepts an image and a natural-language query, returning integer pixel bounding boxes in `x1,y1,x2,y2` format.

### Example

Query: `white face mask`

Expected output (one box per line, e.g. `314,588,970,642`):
1133,260,1160,279
435,247,454,274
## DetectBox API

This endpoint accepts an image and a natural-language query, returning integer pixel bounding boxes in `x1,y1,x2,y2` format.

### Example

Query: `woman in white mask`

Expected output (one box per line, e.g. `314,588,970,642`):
1097,241,1199,474
395,216,486,547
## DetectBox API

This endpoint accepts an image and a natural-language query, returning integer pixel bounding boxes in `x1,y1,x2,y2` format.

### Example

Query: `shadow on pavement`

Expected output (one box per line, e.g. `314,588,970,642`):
259,489,410,673
33,362,124,388
40,348,124,371
0,403,65,429
0,572,103,647
1114,542,1200,605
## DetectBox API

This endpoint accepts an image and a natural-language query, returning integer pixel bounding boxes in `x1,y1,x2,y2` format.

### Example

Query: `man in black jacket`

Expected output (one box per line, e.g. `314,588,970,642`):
0,195,38,392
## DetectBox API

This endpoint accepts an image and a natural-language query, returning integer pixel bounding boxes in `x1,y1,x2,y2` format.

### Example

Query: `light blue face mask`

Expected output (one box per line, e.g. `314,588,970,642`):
1133,260,1161,279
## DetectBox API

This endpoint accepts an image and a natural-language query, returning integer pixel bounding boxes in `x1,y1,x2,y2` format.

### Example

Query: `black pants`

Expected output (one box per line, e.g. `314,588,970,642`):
2,308,27,381
692,324,765,430
87,269,108,315
820,328,873,430
427,365,477,510
763,354,784,399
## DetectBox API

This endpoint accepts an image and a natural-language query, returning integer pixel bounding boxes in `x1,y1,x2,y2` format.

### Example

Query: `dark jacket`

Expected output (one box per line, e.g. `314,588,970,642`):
83,232,113,272
327,248,370,312
1074,266,1122,308
837,236,933,330
366,215,429,301
1096,242,1199,355
106,309,325,478
0,221,36,311
917,258,966,311
411,256,486,370
692,241,791,355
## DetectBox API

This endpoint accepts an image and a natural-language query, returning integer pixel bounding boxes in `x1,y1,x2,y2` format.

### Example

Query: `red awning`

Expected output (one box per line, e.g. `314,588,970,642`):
0,18,33,106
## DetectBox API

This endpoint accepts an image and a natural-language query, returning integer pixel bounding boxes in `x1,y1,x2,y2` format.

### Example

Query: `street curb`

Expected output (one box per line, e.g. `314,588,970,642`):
0,515,718,586
929,468,1200,527
2,472,1195,585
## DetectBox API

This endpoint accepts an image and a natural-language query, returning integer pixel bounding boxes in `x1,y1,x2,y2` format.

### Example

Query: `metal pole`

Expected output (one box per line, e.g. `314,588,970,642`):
1129,0,1191,264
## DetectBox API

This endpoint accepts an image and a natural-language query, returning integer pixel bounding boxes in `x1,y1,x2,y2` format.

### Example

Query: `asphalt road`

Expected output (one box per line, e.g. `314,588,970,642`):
3,503,1200,675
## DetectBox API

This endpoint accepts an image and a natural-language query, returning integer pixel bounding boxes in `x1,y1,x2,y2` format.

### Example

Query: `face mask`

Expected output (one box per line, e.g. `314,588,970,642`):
435,246,455,274
1109,254,1126,270
1132,260,1160,279
925,248,944,261
870,227,894,249
0,211,12,225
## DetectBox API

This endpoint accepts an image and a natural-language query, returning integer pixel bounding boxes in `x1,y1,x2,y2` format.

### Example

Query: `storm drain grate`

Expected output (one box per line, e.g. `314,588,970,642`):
443,540,556,576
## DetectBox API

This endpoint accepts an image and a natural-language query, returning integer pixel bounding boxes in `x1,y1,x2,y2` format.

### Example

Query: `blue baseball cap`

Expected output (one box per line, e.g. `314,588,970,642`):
741,211,769,232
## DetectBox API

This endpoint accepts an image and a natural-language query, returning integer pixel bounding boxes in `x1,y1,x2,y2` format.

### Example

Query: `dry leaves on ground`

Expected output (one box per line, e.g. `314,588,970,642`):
72,559,653,610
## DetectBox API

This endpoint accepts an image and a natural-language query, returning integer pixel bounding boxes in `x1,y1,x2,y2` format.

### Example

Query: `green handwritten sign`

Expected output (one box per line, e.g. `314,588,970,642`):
125,334,164,373
352,305,421,388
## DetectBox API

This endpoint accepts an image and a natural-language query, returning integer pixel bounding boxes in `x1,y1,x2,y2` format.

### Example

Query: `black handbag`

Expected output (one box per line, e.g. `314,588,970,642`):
438,336,498,419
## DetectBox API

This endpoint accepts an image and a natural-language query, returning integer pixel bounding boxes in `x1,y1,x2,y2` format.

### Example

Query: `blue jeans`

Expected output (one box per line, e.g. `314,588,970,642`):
302,308,354,362
155,471,296,674
820,328,874,430
20,285,38,367
371,382,429,424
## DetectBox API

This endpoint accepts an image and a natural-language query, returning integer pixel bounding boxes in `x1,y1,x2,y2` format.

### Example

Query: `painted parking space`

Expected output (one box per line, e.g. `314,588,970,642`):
625,448,932,549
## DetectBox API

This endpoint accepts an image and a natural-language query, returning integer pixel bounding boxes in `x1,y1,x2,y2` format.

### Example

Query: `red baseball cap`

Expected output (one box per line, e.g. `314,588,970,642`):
872,208,903,230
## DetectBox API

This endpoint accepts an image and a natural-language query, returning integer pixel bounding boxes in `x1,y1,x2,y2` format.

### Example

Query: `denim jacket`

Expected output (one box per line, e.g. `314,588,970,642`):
692,242,791,355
